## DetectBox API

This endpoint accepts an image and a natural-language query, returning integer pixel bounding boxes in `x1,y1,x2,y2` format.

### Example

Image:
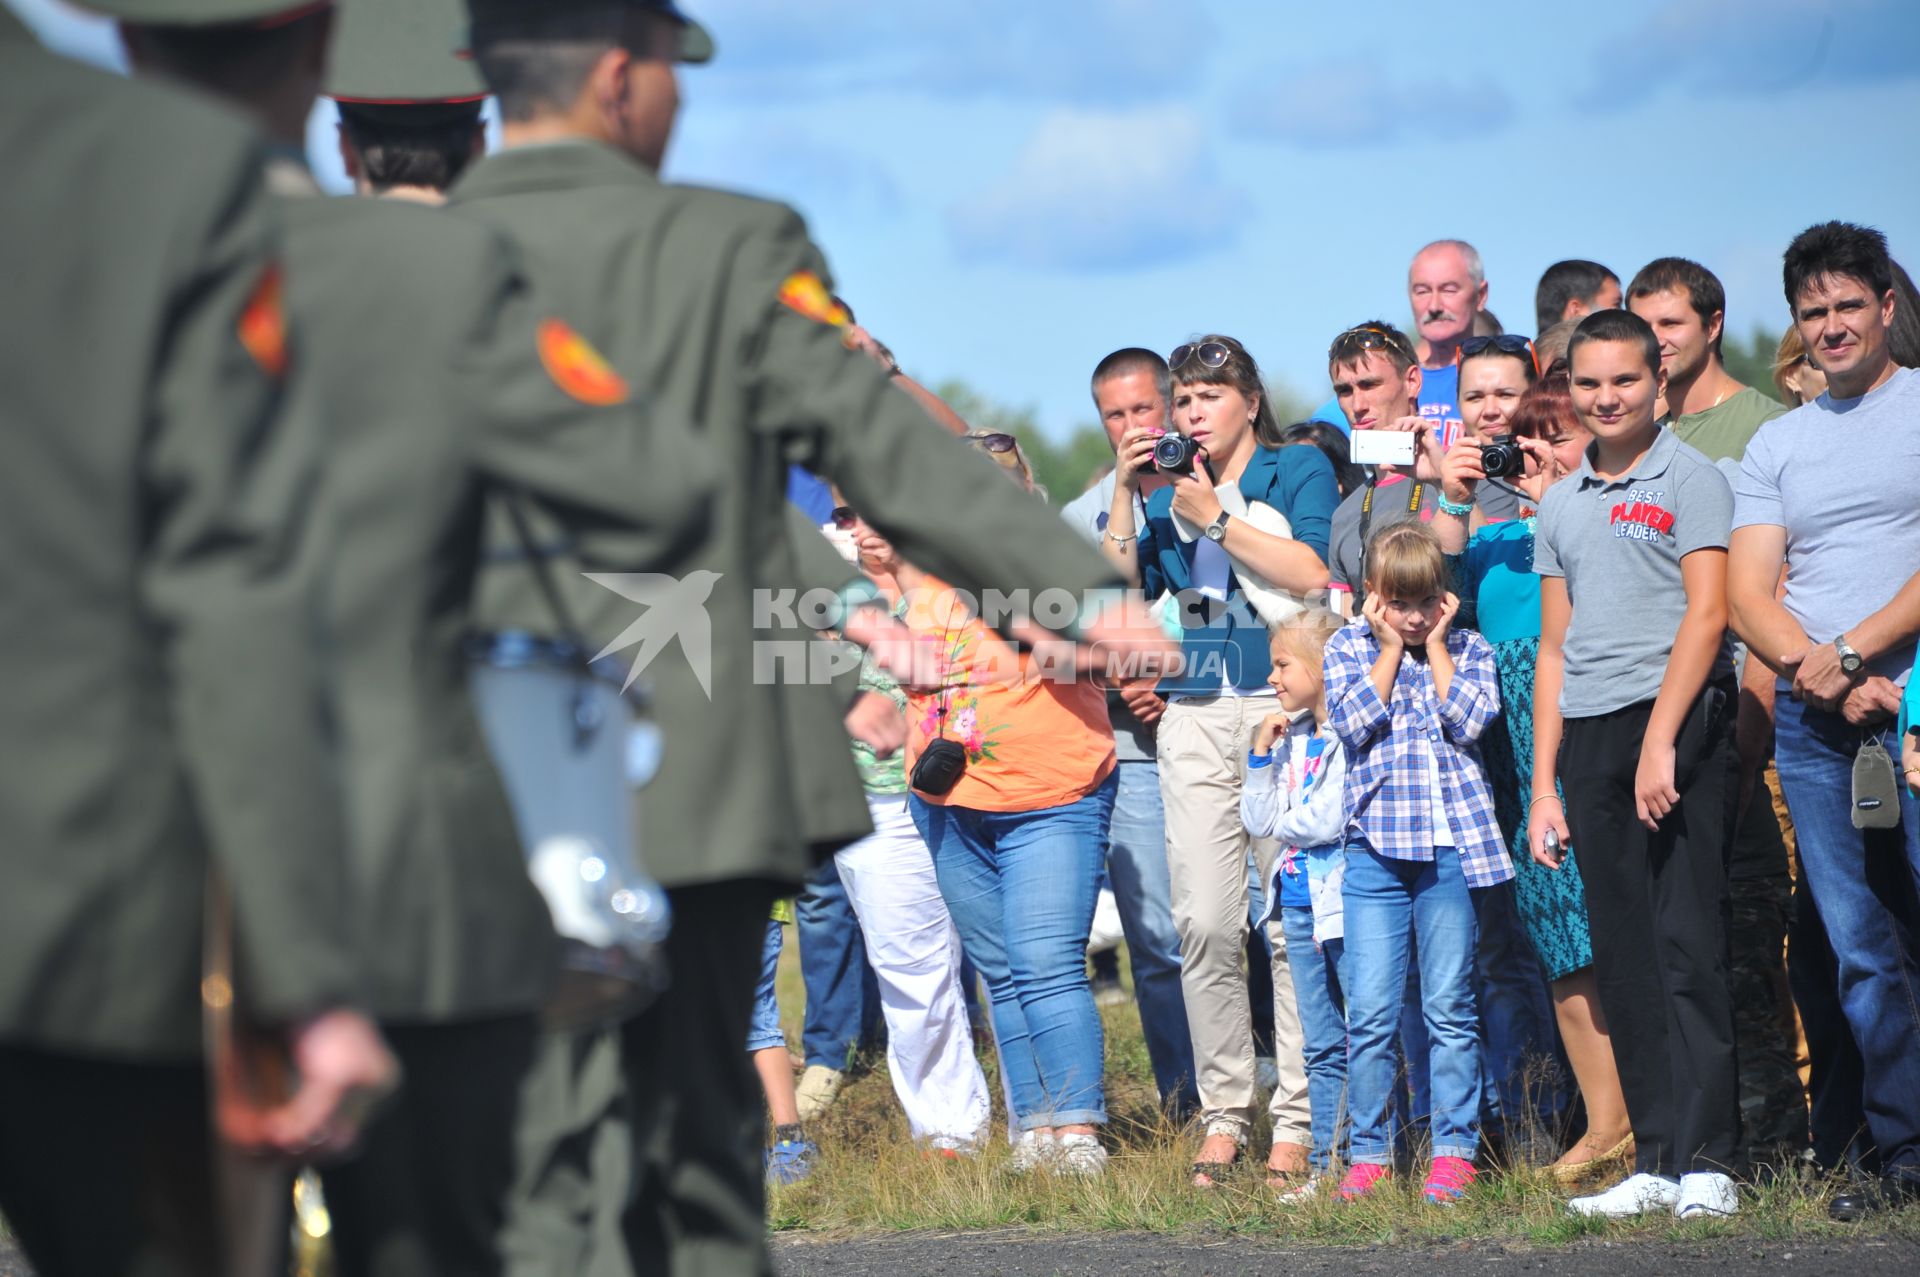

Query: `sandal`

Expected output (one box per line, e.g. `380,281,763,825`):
1190,1132,1244,1189
1265,1140,1311,1190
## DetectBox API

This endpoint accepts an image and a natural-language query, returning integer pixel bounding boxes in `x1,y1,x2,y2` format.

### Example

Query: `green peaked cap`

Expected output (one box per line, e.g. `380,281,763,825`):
462,0,713,65
74,0,333,25
327,0,487,112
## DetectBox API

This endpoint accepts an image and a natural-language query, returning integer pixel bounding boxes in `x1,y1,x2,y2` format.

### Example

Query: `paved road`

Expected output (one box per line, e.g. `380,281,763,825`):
773,1233,1920,1276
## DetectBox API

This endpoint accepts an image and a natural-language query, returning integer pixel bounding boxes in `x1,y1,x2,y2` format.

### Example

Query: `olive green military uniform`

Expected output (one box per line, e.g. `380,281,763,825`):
449,7,1126,1269
0,10,351,1273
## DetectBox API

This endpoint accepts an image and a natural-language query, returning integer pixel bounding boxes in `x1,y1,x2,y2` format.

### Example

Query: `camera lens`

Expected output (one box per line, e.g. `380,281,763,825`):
1153,433,1199,475
1479,435,1524,480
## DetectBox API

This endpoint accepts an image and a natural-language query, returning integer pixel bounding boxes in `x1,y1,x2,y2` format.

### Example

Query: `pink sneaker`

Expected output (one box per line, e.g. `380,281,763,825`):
1423,1155,1477,1203
1337,1162,1393,1200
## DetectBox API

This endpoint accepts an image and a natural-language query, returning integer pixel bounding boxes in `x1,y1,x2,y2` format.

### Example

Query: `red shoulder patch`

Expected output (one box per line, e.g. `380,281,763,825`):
237,265,288,378
777,271,850,327
537,319,629,407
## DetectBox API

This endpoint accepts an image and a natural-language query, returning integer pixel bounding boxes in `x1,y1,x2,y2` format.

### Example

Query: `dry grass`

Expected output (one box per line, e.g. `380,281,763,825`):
767,942,1920,1246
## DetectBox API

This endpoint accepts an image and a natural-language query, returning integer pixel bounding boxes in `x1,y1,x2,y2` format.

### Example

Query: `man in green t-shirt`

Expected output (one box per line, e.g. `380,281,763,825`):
1629,256,1786,462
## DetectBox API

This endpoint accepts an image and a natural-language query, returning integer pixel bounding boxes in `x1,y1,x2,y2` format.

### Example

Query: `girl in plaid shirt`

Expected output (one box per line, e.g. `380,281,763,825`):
1321,523,1511,1203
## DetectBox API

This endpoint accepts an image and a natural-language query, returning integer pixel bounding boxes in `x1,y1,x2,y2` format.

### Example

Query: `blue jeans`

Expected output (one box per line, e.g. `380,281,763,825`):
1105,760,1198,1113
747,920,787,1053
1774,695,1920,1176
912,774,1116,1129
1281,906,1348,1172
795,855,881,1070
1344,840,1484,1164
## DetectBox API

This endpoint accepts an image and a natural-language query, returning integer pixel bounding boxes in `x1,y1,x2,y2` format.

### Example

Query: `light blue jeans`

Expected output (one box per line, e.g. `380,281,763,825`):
747,920,787,1054
912,773,1116,1129
1105,759,1198,1113
1343,839,1484,1164
1281,906,1348,1172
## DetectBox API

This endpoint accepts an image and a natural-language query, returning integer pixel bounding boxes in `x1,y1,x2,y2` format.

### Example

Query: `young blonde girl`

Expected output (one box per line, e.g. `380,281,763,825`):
1241,609,1351,1198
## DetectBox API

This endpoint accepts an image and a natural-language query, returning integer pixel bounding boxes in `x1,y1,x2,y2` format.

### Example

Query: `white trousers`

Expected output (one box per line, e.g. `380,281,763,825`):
834,791,991,1145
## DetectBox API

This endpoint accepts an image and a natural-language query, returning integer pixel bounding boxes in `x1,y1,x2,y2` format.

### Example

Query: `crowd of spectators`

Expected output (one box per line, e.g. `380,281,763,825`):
765,221,1920,1225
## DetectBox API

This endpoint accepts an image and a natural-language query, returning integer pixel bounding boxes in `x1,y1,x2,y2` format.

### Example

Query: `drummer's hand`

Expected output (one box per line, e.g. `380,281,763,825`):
844,690,907,759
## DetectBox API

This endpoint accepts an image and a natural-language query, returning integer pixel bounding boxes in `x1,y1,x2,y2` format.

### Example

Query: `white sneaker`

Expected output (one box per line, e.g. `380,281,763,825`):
794,1065,843,1122
1675,1171,1739,1219
1054,1132,1108,1177
1567,1172,1682,1218
1275,1174,1323,1205
1008,1129,1056,1174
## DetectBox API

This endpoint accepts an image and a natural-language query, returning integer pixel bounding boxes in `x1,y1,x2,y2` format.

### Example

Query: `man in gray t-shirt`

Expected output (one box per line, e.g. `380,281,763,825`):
1535,426,1735,716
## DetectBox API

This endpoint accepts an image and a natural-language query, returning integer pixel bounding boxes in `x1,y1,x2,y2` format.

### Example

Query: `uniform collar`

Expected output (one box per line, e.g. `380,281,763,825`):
265,147,322,198
448,138,656,204
1573,423,1679,491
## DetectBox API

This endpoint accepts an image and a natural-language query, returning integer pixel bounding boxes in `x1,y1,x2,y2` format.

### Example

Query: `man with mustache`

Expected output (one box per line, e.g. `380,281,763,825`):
1408,239,1492,450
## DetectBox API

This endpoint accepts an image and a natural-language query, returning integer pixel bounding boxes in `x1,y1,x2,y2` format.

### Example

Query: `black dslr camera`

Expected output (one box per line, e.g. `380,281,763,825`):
1478,433,1525,480
1154,433,1204,475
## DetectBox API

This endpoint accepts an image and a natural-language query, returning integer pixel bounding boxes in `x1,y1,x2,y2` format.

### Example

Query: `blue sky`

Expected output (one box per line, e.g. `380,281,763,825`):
14,0,1920,439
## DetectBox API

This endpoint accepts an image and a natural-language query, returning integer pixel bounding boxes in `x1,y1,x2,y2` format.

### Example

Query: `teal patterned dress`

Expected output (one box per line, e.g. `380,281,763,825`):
1450,517,1595,981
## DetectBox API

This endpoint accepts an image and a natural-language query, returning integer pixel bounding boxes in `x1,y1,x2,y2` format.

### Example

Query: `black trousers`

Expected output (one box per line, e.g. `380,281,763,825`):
0,1047,218,1277
322,1013,539,1277
620,880,781,1277
1560,683,1741,1177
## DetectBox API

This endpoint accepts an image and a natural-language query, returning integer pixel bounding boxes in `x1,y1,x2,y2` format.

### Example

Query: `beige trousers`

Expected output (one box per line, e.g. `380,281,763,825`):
1158,694,1312,1145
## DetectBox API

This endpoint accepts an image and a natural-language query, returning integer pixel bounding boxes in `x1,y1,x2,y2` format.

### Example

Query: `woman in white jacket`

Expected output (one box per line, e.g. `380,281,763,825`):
1240,610,1351,1198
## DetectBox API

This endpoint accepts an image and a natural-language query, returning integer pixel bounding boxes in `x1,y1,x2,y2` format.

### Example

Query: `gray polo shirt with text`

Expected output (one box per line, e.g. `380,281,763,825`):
1534,427,1735,717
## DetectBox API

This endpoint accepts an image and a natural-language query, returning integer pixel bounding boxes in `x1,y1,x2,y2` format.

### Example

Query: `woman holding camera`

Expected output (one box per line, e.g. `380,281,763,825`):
878,431,1120,1175
1430,371,1632,1181
1103,335,1341,1188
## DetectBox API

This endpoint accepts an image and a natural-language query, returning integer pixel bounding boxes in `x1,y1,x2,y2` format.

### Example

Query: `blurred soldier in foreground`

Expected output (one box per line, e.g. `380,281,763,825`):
0,5,396,1272
451,3,1174,1273
99,0,720,1272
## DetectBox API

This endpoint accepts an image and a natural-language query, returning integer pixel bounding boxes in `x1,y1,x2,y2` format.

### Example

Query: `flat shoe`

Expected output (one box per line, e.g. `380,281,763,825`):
1549,1133,1635,1185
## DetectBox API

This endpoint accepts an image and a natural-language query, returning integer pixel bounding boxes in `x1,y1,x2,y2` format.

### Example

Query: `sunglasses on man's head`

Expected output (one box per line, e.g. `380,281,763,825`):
968,432,1019,454
1327,326,1409,363
1459,333,1540,374
830,506,859,530
1170,342,1231,372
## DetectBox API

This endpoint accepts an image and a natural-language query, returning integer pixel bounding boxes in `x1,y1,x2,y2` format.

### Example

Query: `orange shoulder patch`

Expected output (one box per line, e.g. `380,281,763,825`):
777,271,850,327
537,318,630,407
237,265,288,378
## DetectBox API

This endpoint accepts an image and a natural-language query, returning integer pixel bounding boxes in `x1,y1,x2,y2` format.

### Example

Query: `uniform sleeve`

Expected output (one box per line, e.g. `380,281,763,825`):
138,151,355,1024
1732,428,1785,531
1678,461,1734,558
458,244,719,575
730,208,1123,610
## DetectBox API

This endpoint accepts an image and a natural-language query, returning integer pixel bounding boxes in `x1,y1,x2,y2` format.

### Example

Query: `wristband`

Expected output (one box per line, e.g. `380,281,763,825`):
1436,493,1475,517
1104,529,1138,547
1529,794,1561,810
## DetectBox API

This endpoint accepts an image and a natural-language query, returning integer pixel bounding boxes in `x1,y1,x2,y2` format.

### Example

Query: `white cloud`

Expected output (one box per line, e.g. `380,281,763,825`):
1232,59,1513,148
946,107,1248,273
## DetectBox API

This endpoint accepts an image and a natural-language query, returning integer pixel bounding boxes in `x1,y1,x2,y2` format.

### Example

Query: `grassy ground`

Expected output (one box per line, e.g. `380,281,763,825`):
766,939,1920,1245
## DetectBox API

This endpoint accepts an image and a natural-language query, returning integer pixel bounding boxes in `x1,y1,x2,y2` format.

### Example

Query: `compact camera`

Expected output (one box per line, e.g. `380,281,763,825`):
1153,433,1204,475
1478,433,1525,480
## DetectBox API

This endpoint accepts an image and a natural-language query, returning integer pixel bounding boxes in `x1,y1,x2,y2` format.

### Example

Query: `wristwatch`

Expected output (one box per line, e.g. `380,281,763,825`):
1834,634,1866,676
1204,512,1232,543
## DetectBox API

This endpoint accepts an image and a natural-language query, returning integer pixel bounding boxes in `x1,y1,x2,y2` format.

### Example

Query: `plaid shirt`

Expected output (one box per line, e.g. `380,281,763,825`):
1323,619,1512,887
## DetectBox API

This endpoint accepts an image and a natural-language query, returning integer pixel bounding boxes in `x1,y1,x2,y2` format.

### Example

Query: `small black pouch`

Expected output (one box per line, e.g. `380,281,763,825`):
911,737,968,796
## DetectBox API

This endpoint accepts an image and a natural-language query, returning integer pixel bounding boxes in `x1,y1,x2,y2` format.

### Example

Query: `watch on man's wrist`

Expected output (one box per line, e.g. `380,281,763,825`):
1204,512,1232,543
1834,634,1866,676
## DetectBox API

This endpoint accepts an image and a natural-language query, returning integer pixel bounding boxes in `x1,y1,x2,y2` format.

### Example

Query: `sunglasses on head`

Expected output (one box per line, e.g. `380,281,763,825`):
1459,333,1540,374
967,432,1019,454
1170,341,1231,372
830,506,858,530
1327,325,1409,363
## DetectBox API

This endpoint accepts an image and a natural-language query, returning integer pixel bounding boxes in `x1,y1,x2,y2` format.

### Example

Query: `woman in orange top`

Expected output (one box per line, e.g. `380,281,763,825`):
859,430,1118,1176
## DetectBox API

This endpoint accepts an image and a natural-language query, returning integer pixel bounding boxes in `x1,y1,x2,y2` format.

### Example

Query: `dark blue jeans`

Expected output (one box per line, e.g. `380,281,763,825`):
1105,759,1198,1114
795,856,880,1070
1774,695,1920,1178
